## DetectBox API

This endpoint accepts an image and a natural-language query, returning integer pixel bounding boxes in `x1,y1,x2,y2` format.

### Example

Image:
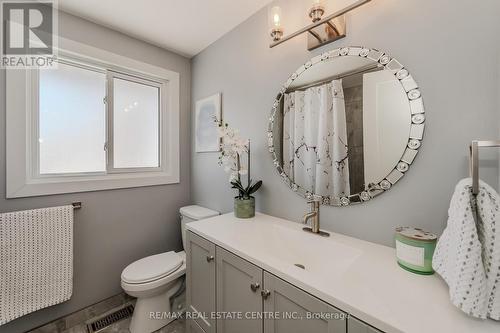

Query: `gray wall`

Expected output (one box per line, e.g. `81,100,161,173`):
344,85,364,194
192,0,500,246
0,11,191,333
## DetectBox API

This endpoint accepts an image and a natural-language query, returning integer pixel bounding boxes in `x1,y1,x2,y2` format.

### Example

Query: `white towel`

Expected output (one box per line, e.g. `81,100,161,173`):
433,178,500,320
0,206,73,325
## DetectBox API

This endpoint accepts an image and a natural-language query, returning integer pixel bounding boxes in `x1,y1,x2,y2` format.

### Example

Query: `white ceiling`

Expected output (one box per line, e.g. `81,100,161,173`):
58,0,273,58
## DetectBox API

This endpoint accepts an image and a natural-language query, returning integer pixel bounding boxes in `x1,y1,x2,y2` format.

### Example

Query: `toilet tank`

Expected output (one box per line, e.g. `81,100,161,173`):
180,205,219,250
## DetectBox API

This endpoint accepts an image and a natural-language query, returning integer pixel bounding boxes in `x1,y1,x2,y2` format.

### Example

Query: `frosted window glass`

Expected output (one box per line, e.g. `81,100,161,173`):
39,63,106,174
113,78,160,168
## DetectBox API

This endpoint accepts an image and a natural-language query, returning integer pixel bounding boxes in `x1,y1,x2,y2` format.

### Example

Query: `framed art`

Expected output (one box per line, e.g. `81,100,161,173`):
195,93,222,152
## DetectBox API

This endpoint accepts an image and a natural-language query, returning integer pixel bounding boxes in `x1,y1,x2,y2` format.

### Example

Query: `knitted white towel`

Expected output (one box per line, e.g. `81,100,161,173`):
433,178,500,320
0,206,73,325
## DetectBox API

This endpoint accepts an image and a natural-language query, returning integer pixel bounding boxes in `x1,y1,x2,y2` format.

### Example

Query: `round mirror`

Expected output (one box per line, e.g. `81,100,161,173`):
268,47,425,206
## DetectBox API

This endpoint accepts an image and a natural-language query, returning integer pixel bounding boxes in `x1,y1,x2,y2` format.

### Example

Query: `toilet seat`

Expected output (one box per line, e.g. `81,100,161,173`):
121,251,183,284
121,251,186,295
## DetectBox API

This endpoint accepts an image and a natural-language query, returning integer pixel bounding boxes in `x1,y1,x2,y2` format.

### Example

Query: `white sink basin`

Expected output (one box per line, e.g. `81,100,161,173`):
249,223,363,278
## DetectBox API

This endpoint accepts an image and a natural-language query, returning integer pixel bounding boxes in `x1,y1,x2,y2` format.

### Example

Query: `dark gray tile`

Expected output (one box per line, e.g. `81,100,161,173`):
26,293,133,333
98,317,185,333
84,294,132,320
156,318,186,333
28,318,66,333
97,317,131,333
61,325,87,333
29,321,64,333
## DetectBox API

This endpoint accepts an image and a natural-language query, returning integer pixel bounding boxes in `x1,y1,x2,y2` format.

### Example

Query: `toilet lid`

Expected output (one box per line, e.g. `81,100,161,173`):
121,251,183,284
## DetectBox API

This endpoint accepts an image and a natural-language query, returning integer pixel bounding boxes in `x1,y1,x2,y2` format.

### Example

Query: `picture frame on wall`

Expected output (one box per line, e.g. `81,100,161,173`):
195,93,222,153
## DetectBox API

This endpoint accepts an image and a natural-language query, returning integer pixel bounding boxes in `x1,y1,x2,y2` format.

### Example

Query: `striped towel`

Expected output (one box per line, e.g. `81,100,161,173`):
0,206,73,325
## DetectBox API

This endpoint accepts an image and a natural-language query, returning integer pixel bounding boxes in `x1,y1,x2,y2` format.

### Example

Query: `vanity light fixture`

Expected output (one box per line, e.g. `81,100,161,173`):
269,0,371,50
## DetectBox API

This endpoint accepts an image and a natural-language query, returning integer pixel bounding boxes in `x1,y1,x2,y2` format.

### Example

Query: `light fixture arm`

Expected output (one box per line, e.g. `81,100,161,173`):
269,0,371,49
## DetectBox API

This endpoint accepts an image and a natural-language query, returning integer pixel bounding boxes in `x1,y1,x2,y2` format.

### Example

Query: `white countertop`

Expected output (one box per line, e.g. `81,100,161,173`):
186,212,499,333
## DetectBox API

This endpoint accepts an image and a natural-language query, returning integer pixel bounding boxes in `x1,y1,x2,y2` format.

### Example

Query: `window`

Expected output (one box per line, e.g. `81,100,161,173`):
39,62,106,174
111,75,160,169
39,61,164,175
38,62,163,175
6,41,180,198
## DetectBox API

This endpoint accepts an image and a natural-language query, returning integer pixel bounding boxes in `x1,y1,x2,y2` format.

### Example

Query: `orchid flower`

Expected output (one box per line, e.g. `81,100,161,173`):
213,118,262,199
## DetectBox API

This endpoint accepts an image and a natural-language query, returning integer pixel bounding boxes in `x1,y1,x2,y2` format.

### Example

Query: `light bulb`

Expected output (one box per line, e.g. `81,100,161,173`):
270,6,282,28
273,13,280,27
312,0,325,6
268,6,284,42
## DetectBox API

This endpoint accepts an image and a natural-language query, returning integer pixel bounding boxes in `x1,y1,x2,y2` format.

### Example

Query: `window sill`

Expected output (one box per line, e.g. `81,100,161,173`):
6,171,180,198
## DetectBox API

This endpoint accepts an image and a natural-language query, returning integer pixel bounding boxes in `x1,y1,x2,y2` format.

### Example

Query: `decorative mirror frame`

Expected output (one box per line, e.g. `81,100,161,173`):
267,46,425,206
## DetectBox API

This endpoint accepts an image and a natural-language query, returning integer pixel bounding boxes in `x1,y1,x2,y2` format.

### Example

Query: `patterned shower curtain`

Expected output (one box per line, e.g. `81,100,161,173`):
282,79,350,197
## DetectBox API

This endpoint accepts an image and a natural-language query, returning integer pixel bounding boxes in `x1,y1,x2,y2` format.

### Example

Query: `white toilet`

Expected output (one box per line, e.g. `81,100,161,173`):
121,205,219,333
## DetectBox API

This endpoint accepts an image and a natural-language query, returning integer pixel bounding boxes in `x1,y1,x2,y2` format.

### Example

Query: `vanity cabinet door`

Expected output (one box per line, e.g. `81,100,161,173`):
186,231,216,333
348,317,383,333
216,247,264,333
263,272,346,333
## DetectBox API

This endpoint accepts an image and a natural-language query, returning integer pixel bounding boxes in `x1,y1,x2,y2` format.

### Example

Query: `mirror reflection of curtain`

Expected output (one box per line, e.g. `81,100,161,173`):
283,79,350,197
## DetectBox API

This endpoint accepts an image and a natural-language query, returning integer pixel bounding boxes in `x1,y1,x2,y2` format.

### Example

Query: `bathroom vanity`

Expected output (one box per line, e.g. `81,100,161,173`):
186,213,499,333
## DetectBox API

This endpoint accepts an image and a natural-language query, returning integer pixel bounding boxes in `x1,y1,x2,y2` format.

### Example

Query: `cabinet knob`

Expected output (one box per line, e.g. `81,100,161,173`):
261,289,271,299
250,282,260,292
206,255,215,262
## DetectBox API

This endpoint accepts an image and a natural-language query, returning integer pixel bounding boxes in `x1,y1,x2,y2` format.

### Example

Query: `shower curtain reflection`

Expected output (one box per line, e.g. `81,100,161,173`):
282,79,350,197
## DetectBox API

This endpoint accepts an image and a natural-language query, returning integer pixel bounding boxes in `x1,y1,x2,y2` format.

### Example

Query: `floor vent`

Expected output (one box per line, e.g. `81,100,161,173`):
86,304,134,333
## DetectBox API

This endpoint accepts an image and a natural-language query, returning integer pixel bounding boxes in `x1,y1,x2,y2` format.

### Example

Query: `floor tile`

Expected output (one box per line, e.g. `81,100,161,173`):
156,318,186,333
25,292,184,333
98,317,185,333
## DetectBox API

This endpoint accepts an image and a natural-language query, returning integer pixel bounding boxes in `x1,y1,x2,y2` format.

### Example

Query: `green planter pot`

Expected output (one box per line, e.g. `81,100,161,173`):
234,196,255,218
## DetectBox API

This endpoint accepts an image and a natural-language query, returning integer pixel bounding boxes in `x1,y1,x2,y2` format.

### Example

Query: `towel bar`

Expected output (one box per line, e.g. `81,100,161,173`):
469,140,500,195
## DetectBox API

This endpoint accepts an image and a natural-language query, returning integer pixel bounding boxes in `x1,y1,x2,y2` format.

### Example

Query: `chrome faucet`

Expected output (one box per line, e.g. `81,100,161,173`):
302,200,329,237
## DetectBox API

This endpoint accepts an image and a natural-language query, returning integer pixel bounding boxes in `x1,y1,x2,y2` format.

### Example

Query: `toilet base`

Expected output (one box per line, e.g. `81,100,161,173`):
129,279,182,333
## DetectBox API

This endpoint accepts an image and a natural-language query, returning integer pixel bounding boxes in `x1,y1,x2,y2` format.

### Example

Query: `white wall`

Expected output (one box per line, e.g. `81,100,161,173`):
191,0,500,246
363,70,410,185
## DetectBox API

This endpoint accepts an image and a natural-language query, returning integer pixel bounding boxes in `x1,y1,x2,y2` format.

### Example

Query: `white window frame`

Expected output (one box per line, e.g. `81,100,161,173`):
106,71,163,173
6,37,180,198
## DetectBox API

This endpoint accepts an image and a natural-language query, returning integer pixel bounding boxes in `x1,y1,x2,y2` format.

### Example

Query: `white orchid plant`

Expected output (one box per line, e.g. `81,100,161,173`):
215,120,262,200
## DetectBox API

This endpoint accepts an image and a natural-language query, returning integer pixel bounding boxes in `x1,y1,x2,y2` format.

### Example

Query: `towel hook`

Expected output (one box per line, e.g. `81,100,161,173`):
468,140,500,195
